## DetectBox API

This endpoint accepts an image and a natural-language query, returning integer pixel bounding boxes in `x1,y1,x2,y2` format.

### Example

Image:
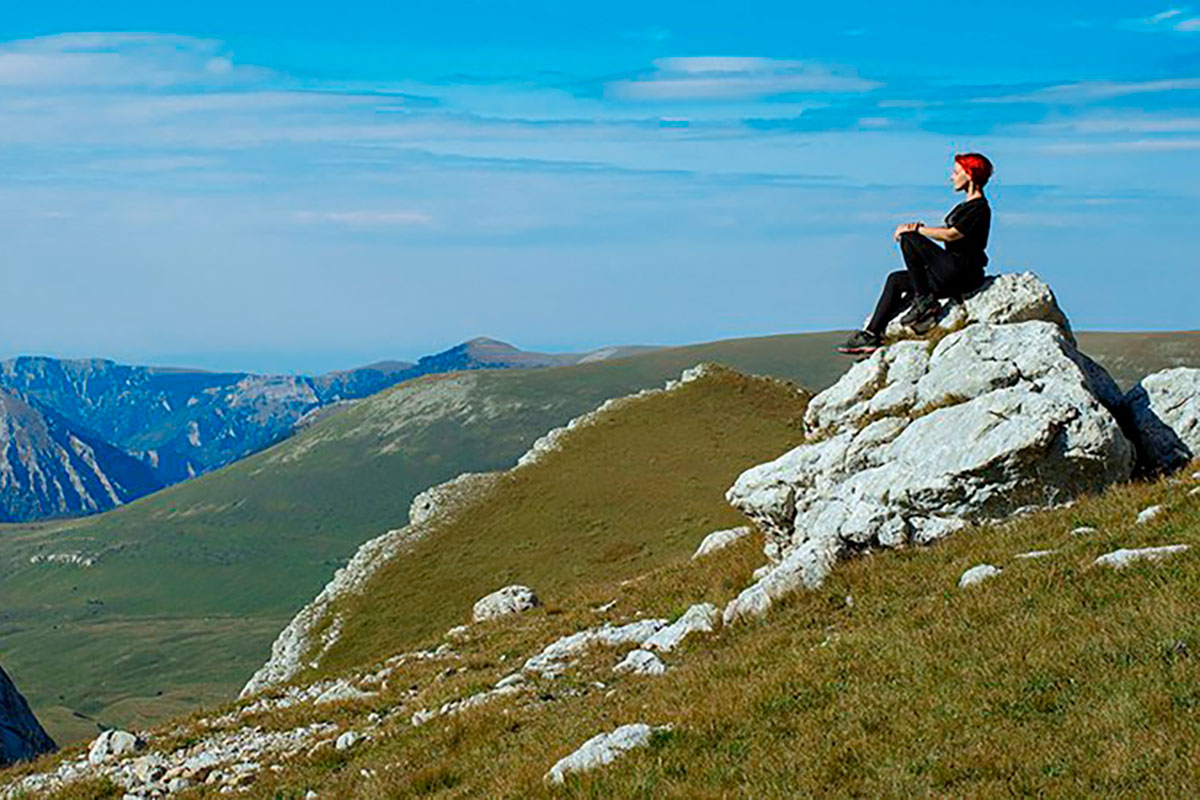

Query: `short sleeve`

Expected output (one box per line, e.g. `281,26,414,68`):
950,203,988,238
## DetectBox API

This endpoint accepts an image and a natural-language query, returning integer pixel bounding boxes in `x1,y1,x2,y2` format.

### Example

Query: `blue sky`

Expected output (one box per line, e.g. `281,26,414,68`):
1,1,1198,374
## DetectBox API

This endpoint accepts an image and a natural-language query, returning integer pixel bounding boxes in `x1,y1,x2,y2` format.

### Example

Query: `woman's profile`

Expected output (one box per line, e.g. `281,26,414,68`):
838,152,994,355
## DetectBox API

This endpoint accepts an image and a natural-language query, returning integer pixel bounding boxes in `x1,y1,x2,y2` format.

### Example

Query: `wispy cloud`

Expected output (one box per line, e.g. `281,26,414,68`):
1122,7,1200,33
605,56,883,101
293,210,433,226
974,77,1200,104
0,32,268,88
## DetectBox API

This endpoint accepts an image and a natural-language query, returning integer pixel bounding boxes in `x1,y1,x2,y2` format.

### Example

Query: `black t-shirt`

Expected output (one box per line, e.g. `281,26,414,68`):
944,197,990,267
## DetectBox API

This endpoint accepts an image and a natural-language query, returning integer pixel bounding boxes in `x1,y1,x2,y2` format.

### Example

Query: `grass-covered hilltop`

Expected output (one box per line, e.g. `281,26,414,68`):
2,289,1200,797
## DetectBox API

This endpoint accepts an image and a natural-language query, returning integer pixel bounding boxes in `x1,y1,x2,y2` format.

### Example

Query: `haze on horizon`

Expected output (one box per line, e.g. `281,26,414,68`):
2,1,1198,375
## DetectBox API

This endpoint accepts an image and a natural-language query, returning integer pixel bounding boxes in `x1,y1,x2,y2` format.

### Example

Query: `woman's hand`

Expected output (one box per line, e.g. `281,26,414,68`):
893,221,924,241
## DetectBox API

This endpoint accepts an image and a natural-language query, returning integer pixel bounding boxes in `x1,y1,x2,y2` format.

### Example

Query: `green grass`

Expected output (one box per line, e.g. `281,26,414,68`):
219,465,1200,799
0,329,1197,747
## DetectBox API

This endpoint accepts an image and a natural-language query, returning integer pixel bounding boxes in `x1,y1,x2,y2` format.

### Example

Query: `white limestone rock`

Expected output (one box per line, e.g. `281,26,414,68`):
641,604,720,652
613,649,666,676
725,320,1133,621
1071,526,1098,536
472,585,540,623
523,619,668,678
959,564,1003,588
692,526,752,559
335,732,359,751
1123,367,1200,474
87,730,141,766
1136,505,1165,525
873,271,1075,344
1014,549,1056,560
1093,545,1189,568
544,723,669,785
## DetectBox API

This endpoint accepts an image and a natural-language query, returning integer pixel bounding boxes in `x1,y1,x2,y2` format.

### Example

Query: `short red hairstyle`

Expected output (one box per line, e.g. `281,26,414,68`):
955,152,994,187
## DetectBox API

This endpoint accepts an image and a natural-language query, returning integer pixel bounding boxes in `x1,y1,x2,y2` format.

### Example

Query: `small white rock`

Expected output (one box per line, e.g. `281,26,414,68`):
335,731,359,751
495,673,524,689
1071,526,1098,536
1014,549,1056,560
958,564,1002,588
544,723,668,784
1093,544,1189,568
88,729,141,765
444,624,471,640
1189,486,1200,497
613,649,666,676
1136,505,1165,525
472,585,540,622
691,526,752,559
640,603,720,653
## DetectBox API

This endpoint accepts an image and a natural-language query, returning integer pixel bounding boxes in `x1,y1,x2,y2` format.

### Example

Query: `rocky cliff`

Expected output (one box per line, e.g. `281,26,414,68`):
0,665,55,768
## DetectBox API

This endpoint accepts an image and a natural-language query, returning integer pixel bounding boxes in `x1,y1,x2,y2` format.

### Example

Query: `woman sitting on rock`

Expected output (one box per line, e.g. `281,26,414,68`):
838,152,994,354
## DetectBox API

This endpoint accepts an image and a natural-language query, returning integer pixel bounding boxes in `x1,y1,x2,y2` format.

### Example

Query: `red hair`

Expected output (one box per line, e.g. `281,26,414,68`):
955,152,994,187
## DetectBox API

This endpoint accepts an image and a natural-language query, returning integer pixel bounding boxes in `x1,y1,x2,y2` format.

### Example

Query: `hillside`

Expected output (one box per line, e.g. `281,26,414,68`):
4,360,1198,797
0,328,1197,748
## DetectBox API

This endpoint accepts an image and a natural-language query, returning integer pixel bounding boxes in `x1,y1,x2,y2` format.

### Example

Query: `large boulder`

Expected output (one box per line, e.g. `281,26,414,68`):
0,664,56,767
1122,367,1200,474
870,271,1075,345
472,585,540,623
724,319,1134,623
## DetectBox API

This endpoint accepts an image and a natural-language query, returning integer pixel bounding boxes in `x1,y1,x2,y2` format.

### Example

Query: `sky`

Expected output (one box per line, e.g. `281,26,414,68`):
1,1,1198,374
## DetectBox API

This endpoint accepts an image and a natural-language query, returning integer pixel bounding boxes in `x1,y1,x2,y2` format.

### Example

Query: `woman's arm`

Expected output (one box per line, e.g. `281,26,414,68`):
915,224,964,242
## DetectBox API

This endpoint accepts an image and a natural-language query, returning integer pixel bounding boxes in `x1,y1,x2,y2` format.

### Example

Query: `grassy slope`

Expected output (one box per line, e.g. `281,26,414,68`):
0,329,1196,746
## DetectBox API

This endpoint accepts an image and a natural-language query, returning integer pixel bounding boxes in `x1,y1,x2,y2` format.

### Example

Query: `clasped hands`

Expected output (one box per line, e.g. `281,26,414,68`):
892,221,924,242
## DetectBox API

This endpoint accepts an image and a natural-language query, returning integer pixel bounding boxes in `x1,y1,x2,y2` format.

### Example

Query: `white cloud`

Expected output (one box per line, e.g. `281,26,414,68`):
1034,138,1200,154
606,56,883,101
0,32,268,88
974,77,1200,104
1003,112,1200,135
1122,7,1200,33
293,210,433,226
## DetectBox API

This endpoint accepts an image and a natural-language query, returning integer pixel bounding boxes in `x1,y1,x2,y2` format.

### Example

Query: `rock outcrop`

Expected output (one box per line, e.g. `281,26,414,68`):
1122,367,1200,474
872,271,1075,344
0,664,56,767
726,273,1135,622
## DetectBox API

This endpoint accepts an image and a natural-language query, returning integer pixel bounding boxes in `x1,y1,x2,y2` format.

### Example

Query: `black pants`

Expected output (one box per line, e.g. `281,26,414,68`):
866,231,984,335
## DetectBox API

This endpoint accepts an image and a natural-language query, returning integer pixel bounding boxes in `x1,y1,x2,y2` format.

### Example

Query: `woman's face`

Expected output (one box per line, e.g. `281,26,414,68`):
951,161,970,191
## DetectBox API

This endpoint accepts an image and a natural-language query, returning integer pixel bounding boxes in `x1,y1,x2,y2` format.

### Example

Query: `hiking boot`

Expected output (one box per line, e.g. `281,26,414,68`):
837,329,882,354
899,294,941,328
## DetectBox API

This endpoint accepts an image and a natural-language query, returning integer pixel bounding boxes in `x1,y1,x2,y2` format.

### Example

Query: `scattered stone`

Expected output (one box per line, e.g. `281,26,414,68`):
314,681,375,705
592,599,618,613
1122,368,1200,474
958,564,1003,588
523,619,668,678
87,729,141,766
472,585,541,623
544,723,670,785
444,624,471,640
1190,487,1200,497
1136,505,1165,525
724,538,841,624
1014,549,1056,560
751,564,772,581
691,526,752,559
641,604,720,652
613,649,666,676
335,731,359,751
411,709,436,727
1071,526,1098,536
168,776,192,792
494,673,524,690
1093,545,1189,568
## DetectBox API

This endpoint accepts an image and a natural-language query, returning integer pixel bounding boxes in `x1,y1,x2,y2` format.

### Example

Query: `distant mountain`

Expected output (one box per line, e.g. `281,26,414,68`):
0,387,162,522
0,339,659,521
